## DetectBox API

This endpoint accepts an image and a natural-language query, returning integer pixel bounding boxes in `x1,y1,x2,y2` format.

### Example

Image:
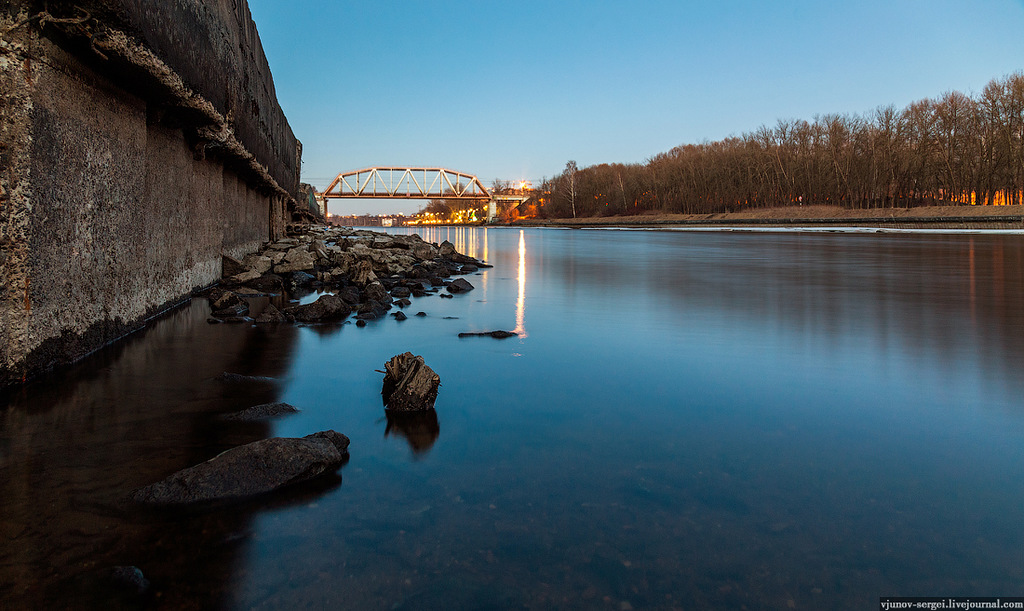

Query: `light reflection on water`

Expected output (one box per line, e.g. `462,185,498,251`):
2,227,1024,609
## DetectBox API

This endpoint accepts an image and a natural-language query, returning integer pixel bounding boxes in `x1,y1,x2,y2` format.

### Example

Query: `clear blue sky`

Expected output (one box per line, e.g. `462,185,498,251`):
247,0,1024,215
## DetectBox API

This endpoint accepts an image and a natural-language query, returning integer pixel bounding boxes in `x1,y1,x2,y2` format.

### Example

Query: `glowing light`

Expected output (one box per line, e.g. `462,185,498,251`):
514,229,527,338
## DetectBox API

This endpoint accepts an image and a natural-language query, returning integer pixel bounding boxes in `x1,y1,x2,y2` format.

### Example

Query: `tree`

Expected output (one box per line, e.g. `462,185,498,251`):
563,160,578,218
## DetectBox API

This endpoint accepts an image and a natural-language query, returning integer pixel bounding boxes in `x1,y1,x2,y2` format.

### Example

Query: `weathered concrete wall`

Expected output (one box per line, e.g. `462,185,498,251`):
0,1,302,387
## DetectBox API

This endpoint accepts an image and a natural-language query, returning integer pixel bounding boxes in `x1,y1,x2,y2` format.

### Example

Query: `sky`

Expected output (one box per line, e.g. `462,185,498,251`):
246,0,1024,215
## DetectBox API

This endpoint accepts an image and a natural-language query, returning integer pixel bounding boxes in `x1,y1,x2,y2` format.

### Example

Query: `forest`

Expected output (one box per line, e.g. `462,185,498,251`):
536,72,1024,218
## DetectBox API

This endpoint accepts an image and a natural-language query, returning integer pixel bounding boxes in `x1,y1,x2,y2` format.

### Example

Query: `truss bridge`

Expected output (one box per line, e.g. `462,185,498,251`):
321,167,491,201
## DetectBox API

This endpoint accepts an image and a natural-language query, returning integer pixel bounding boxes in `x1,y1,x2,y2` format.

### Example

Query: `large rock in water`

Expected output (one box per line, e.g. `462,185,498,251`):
447,278,474,293
285,294,351,322
382,352,441,412
131,431,350,506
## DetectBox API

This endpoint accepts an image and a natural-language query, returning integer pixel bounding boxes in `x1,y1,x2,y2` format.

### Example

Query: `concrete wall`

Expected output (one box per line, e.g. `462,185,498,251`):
0,1,301,387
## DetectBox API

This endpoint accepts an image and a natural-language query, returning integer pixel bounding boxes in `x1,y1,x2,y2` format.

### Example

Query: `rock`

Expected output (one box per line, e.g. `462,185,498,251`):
410,242,439,260
438,240,457,258
450,251,480,265
226,269,264,284
395,298,412,308
356,319,367,327
219,372,278,383
415,312,427,317
131,431,350,506
351,259,378,286
393,311,407,321
381,352,441,412
336,286,361,305
212,302,249,318
287,271,316,289
221,402,299,421
108,566,150,595
309,239,329,261
458,330,518,339
447,278,474,293
285,294,351,322
274,248,315,273
365,281,392,305
460,264,478,273
254,303,290,323
241,253,273,274
390,286,412,299
440,293,453,299
209,288,244,311
246,275,284,293
222,255,246,278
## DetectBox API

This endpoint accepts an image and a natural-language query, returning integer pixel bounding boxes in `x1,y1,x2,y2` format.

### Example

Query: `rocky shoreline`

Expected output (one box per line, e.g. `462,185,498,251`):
208,226,488,325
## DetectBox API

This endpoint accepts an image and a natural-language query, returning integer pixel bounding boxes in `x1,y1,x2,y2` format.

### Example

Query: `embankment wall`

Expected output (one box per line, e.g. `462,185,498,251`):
0,1,301,387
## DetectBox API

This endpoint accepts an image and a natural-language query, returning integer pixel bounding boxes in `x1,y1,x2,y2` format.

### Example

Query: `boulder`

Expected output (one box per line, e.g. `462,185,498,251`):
381,352,441,412
131,431,350,506
212,302,249,319
410,242,439,261
274,248,315,274
226,269,263,285
107,566,150,596
392,311,407,321
438,240,457,258
254,303,290,324
365,281,392,305
287,271,317,289
245,273,284,292
221,402,299,421
336,286,361,305
309,239,329,261
390,286,412,299
460,264,478,274
241,254,274,274
209,289,244,311
447,278,474,293
222,255,246,278
351,259,378,286
285,294,351,322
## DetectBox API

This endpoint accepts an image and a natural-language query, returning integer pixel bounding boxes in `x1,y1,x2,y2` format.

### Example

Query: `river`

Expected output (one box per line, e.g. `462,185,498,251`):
2,226,1024,609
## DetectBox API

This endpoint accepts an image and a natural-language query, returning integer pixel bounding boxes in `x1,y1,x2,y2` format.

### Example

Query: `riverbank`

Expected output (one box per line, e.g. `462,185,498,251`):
504,205,1024,230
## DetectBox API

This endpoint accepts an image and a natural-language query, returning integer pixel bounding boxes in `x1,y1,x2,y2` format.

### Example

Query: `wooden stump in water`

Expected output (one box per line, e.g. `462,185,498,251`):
382,352,440,411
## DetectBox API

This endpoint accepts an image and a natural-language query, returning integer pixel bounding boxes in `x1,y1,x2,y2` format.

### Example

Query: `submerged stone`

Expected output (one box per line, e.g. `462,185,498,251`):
131,431,350,506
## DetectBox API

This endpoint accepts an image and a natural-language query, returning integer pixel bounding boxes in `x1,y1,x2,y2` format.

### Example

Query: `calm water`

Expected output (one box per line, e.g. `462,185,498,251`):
3,227,1024,609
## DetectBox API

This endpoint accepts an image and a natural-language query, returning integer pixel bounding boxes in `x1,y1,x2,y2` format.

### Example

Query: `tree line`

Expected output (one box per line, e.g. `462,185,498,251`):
539,72,1024,218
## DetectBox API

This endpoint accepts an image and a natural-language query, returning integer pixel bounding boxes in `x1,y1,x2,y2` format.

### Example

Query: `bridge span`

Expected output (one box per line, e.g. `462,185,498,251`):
321,166,533,222
322,167,491,201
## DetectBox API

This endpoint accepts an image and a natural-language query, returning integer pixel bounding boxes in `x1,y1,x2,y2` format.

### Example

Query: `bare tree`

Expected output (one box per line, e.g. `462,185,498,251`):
563,160,578,218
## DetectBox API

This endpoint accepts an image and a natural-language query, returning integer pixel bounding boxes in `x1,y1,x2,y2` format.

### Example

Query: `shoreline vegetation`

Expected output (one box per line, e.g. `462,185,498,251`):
499,204,1024,229
533,73,1024,217
414,73,1024,225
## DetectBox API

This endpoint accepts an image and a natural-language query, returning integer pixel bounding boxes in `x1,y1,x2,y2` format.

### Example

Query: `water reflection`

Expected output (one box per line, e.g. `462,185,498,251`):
0,299,302,609
384,409,440,456
514,229,527,337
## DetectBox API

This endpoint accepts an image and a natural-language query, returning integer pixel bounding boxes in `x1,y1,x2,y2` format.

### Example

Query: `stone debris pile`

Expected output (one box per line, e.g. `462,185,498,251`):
207,227,488,324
